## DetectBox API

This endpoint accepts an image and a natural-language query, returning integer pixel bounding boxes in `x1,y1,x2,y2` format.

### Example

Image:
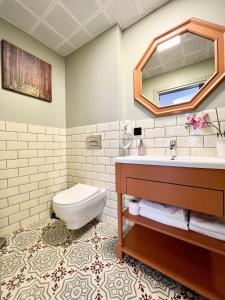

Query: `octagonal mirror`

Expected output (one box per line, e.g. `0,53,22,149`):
134,18,225,116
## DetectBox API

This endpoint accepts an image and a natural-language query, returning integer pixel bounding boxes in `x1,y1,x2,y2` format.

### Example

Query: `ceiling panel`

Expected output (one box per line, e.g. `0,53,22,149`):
45,4,79,37
106,0,141,29
69,29,91,48
98,0,113,6
0,0,172,56
185,50,209,65
33,23,62,49
61,0,100,24
0,0,37,31
139,0,171,16
18,0,54,17
183,36,208,54
57,42,75,56
85,13,111,37
142,33,215,79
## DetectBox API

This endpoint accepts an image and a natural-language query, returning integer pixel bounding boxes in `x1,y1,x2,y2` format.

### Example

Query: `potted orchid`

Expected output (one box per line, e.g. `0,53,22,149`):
185,108,225,157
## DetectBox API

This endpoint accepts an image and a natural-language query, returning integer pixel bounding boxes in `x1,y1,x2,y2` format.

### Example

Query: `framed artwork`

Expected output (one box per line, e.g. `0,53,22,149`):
1,40,52,102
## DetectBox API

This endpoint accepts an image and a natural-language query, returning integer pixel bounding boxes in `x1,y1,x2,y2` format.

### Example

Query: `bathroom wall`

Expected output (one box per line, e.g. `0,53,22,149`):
0,19,67,236
67,107,225,227
122,0,225,121
2,0,225,234
0,18,66,128
0,121,67,235
1,106,225,234
66,25,122,127
65,0,225,127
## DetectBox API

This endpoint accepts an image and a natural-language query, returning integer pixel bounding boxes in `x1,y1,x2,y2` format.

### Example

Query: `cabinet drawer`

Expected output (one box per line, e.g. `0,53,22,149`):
126,178,224,217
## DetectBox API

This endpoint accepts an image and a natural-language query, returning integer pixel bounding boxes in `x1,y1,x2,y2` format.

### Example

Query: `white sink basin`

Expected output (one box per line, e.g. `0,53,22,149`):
113,155,225,169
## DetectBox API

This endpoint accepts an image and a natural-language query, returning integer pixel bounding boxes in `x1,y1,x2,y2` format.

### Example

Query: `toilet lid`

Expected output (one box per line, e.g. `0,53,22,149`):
53,183,101,206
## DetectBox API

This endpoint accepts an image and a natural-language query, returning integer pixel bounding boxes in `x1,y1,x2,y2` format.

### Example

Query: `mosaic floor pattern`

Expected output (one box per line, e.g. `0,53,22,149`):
0,219,206,300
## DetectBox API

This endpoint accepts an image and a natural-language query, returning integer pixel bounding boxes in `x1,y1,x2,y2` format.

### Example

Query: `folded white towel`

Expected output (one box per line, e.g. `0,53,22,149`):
189,212,225,241
139,207,188,230
189,224,225,241
139,199,187,222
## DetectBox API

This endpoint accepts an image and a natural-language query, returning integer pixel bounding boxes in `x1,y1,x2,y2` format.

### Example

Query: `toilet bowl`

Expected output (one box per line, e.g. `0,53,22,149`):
53,183,106,229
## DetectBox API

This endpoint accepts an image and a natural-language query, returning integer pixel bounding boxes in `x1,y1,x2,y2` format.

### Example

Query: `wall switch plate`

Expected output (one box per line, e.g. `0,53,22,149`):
134,127,142,136
86,135,101,149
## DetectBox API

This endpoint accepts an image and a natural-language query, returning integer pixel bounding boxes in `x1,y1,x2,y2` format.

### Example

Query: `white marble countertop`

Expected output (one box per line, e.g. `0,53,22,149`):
113,155,225,169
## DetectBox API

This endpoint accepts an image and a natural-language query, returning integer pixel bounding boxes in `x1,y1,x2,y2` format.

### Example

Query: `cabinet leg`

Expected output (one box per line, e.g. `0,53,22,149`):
117,193,123,260
116,245,124,260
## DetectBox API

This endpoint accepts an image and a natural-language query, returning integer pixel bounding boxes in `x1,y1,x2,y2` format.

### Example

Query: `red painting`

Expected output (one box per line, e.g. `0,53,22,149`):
1,40,52,102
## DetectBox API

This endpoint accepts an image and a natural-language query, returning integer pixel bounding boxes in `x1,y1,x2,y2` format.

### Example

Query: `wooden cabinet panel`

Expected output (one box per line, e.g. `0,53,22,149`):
126,178,224,217
116,162,225,299
120,164,225,190
123,225,225,300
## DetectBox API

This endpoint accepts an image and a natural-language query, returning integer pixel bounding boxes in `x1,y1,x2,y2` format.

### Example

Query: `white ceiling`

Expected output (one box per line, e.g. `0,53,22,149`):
142,32,215,79
0,0,171,56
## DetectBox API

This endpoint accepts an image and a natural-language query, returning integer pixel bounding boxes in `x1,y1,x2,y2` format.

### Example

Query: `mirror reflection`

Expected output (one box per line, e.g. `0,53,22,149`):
141,32,215,107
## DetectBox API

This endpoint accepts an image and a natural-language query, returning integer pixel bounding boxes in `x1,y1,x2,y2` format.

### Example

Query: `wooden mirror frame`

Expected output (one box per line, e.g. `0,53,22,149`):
134,18,225,116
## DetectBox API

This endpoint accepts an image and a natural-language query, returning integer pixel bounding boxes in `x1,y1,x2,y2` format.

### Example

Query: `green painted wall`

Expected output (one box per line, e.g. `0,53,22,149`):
0,18,66,128
65,0,225,127
66,25,122,127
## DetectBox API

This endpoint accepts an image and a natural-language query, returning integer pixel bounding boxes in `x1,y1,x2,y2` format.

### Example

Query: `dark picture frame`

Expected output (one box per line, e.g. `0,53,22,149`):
1,40,52,102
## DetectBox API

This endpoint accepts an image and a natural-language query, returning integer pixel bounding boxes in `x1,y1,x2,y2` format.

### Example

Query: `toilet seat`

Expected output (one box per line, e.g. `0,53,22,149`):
53,183,101,206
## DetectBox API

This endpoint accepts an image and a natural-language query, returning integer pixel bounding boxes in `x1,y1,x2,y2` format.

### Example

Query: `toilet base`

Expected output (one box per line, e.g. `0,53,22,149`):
65,202,105,229
53,188,106,230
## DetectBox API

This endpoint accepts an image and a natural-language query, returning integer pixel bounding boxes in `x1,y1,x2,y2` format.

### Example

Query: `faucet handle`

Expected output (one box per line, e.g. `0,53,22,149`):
170,139,176,148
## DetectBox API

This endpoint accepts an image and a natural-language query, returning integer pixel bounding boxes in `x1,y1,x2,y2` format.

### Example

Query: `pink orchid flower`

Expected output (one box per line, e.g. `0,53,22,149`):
187,114,196,125
186,113,208,129
196,116,207,128
185,109,224,137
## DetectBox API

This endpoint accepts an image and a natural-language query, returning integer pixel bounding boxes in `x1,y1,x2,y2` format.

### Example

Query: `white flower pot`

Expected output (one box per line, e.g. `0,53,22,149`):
216,139,225,158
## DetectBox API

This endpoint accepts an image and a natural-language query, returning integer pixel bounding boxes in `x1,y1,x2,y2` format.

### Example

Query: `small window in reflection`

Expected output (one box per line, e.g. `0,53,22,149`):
158,82,205,107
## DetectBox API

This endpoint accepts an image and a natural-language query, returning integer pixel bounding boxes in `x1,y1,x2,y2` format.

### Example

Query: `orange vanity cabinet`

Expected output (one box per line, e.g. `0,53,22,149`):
115,162,225,300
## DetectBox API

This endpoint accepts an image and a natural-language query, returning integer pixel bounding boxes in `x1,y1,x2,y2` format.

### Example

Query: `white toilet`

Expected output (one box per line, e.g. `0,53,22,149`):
52,183,106,229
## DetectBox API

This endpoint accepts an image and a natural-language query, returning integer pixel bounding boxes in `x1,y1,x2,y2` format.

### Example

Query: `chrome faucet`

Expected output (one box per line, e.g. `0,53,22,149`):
170,140,176,160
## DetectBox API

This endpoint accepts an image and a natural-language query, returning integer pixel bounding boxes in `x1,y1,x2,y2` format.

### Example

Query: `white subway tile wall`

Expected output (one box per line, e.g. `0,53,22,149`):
0,107,223,234
67,108,223,228
0,122,67,236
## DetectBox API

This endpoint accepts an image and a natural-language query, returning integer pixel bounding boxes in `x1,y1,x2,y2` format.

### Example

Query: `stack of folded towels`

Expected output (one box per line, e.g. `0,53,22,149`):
189,212,225,241
137,199,225,241
139,199,188,230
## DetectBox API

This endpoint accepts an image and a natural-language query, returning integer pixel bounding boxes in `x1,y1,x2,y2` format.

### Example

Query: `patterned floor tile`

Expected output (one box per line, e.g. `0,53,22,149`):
11,230,41,251
101,264,138,299
0,252,25,279
96,222,117,238
55,272,96,300
29,248,60,275
0,218,206,300
139,264,177,298
13,279,52,300
99,237,117,262
29,218,52,231
42,224,71,247
66,242,94,268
